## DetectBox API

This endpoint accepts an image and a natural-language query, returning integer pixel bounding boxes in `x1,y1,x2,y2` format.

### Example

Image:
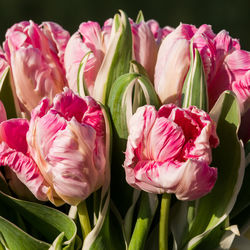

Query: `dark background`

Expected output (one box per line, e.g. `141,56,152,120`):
0,0,249,50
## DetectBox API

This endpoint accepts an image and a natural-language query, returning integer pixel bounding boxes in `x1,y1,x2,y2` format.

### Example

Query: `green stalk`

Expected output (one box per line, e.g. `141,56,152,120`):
77,200,92,239
128,192,156,250
159,193,171,250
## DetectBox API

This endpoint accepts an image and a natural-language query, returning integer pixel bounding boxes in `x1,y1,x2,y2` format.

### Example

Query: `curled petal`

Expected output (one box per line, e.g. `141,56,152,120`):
0,142,48,200
40,21,70,65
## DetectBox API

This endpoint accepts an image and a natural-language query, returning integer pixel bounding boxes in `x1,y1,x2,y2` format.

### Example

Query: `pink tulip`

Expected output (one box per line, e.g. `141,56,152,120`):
124,104,219,200
26,87,106,205
154,23,216,105
154,23,250,115
3,21,70,115
0,88,106,206
64,21,112,95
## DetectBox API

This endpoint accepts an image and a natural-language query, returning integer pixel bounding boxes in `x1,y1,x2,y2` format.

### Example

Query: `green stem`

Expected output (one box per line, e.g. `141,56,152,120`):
77,200,91,239
159,193,171,250
128,192,155,250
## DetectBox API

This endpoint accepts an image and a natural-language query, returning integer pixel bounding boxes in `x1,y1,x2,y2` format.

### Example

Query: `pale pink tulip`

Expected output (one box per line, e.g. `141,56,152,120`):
26,87,106,205
154,23,250,116
154,23,216,105
64,21,112,95
3,21,70,115
124,104,219,200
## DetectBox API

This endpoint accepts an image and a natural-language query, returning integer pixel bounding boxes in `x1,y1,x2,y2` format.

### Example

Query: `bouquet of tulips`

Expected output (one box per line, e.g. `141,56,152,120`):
0,10,249,250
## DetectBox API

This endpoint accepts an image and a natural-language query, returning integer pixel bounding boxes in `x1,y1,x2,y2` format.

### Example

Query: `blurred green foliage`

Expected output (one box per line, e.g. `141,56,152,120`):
0,0,249,50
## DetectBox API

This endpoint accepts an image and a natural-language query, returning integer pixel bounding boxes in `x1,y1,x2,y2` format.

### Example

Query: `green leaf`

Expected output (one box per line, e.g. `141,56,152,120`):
135,10,145,23
183,91,245,249
108,72,159,216
108,72,160,139
0,67,20,118
129,60,149,79
124,190,141,244
0,215,50,250
77,51,92,97
181,44,208,111
49,232,64,250
0,191,77,249
93,10,132,105
231,160,250,218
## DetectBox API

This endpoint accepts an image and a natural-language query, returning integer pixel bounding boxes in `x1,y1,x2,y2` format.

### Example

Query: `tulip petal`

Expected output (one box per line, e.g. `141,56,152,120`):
154,28,190,104
132,21,158,82
148,117,185,162
0,119,29,154
0,142,48,200
47,119,105,205
40,21,70,65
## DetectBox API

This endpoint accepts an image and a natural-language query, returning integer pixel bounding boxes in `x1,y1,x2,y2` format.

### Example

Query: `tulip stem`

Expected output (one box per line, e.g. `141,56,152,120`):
159,193,171,250
77,201,92,239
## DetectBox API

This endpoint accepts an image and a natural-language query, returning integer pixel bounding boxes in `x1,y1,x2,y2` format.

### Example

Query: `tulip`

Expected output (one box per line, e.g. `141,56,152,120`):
0,88,106,206
3,21,70,116
64,21,112,95
26,87,106,205
124,104,219,200
154,23,250,116
154,23,216,105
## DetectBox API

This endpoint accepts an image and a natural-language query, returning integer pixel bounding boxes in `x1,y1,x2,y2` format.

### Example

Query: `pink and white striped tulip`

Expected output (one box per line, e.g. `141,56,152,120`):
26,87,106,205
124,104,219,200
3,21,70,115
